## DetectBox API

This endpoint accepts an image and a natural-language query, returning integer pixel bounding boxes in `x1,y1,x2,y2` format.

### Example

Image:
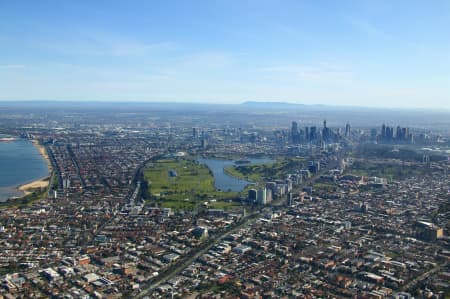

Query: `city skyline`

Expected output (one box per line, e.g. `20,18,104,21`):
1,0,450,109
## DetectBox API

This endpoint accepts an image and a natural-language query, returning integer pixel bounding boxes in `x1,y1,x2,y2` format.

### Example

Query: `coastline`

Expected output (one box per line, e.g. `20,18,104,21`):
32,140,52,171
16,140,52,196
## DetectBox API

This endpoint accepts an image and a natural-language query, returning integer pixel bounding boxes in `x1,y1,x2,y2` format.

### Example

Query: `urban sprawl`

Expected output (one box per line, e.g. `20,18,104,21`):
0,104,449,299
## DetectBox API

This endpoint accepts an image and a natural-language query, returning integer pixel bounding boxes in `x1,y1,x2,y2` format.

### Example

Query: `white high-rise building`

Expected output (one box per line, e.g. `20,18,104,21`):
257,188,267,205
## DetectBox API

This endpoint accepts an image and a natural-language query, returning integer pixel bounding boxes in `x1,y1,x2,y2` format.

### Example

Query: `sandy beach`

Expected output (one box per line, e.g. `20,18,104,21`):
18,178,50,195
32,140,52,171
16,140,52,195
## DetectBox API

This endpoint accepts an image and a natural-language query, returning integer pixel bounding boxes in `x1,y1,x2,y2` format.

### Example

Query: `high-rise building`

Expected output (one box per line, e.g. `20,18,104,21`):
322,119,329,141
381,124,395,143
287,192,293,206
402,127,409,141
396,126,402,141
63,177,71,189
310,126,317,141
291,121,298,134
345,123,351,137
201,138,208,149
266,188,272,203
291,121,300,144
285,178,292,192
381,124,413,144
308,160,320,174
257,188,267,205
248,189,257,202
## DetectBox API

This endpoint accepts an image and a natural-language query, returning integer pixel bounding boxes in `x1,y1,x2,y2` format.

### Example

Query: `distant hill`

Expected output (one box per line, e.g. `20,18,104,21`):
240,101,338,111
241,101,306,108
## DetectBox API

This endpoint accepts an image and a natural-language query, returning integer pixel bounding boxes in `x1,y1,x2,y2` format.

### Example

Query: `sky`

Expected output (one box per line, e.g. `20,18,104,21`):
0,0,449,109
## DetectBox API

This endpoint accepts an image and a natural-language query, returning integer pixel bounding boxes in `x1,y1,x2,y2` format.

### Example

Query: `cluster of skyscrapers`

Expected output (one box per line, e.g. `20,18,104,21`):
290,120,350,144
380,124,414,144
290,121,414,145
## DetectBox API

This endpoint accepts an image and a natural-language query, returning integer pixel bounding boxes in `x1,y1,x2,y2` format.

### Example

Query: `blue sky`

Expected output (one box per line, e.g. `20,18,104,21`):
1,0,449,108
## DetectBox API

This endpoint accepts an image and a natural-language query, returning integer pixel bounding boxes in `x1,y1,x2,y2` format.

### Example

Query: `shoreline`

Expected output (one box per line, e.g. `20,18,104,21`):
31,140,52,172
17,176,50,196
16,140,52,196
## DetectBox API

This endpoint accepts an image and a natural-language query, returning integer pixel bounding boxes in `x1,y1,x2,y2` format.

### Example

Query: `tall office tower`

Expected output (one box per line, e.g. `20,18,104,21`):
257,188,267,205
305,126,310,142
291,121,298,133
388,126,394,142
322,119,329,141
287,192,293,206
396,126,402,141
285,178,292,192
192,127,198,138
291,121,299,144
298,128,304,143
310,126,317,141
408,133,414,144
381,124,387,141
345,123,351,137
248,189,257,202
402,127,409,141
384,125,393,142
201,138,208,149
266,188,273,203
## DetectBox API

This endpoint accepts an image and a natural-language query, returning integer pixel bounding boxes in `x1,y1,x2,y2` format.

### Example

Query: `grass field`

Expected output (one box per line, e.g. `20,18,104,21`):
144,158,239,210
224,157,306,182
345,161,429,180
313,182,336,191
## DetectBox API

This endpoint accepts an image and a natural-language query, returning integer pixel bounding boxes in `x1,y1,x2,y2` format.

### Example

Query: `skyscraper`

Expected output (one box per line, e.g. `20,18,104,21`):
322,120,330,141
345,123,351,137
291,121,299,144
257,188,267,205
310,126,317,141
192,127,198,138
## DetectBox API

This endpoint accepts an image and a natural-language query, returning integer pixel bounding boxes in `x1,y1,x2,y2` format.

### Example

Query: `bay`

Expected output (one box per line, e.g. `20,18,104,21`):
0,139,49,202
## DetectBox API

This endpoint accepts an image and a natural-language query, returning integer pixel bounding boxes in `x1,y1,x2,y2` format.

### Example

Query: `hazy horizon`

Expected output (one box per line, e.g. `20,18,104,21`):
1,99,450,112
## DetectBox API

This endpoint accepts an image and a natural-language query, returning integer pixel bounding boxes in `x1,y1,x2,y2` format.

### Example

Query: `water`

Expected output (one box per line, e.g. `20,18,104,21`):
0,139,49,201
196,157,273,192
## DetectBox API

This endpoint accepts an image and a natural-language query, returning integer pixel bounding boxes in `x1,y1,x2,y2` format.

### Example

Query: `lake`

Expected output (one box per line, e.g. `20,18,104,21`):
196,157,272,192
0,139,49,201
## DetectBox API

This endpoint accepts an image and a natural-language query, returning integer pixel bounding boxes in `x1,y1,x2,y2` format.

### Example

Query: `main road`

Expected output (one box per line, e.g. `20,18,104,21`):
134,210,261,298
